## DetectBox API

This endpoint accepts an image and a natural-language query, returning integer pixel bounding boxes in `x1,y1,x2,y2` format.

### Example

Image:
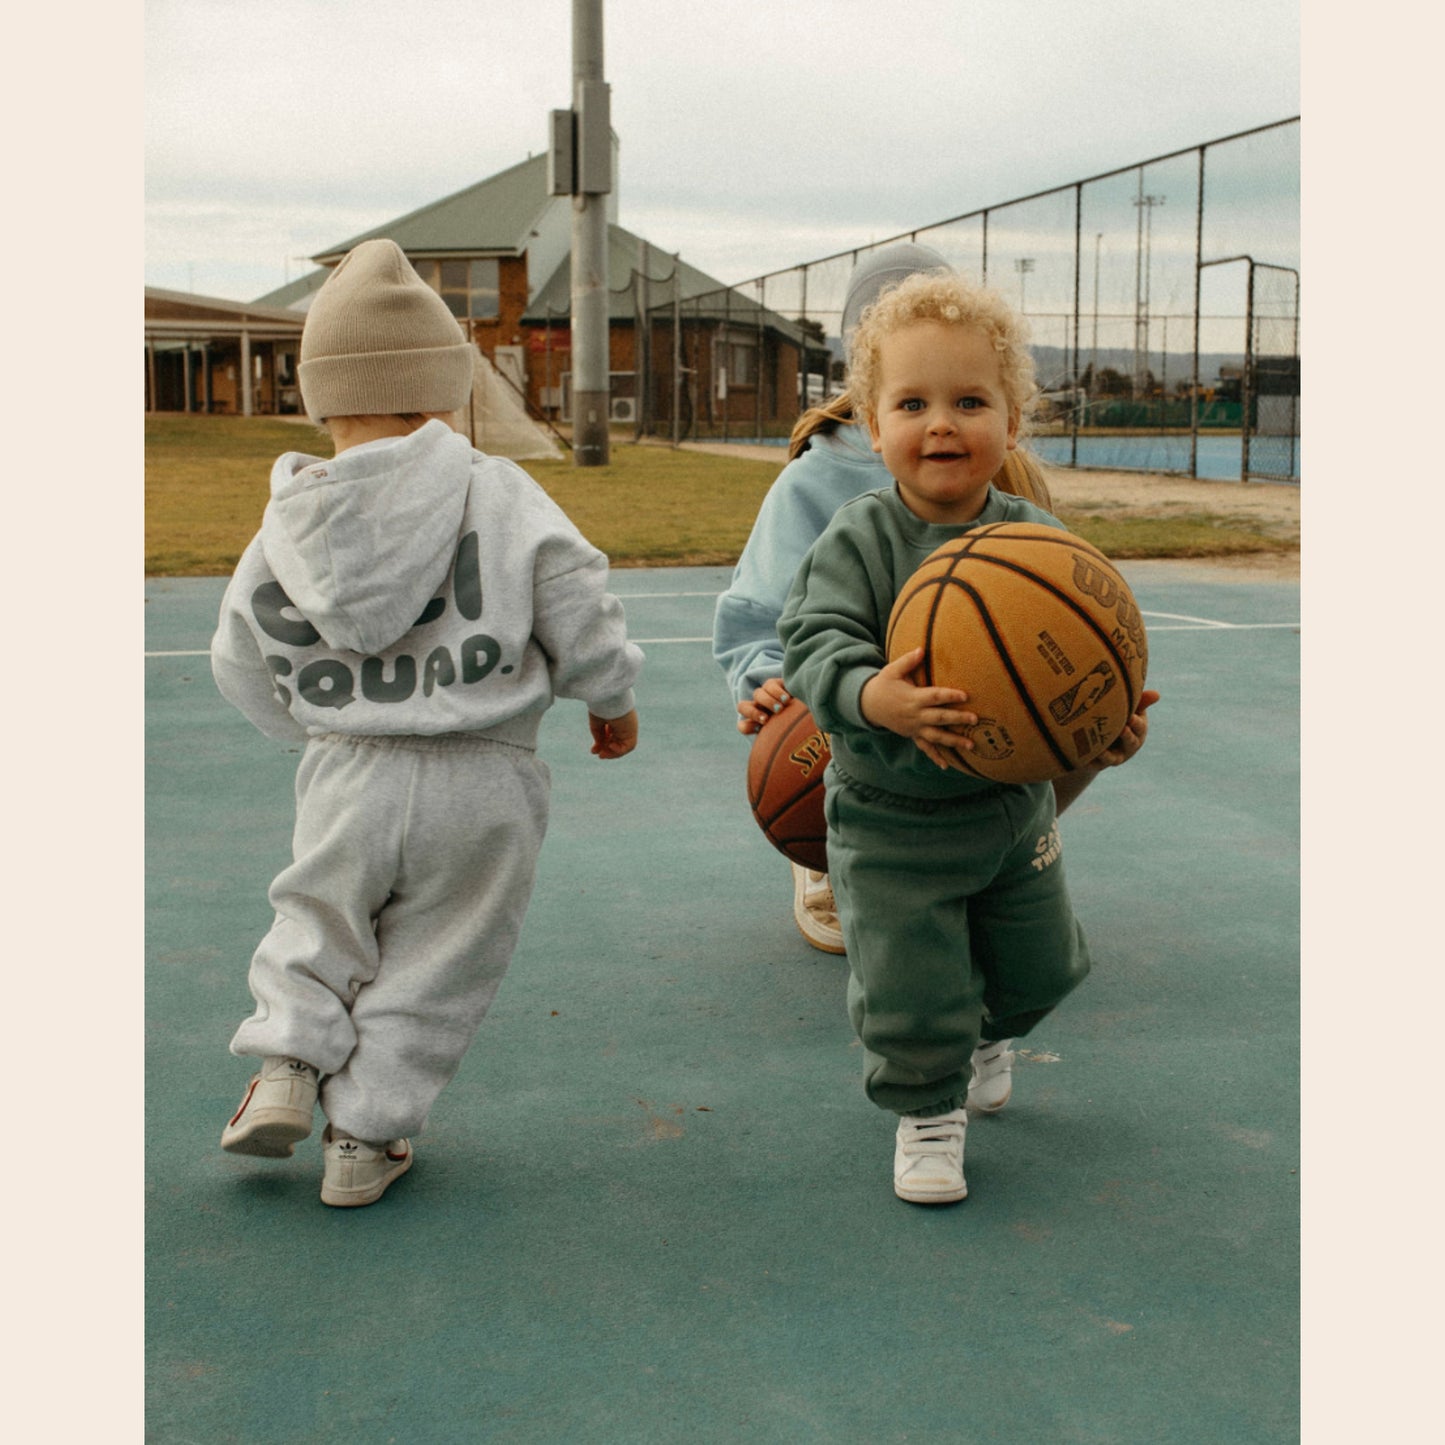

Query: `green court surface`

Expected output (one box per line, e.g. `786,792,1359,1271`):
146,561,1299,1443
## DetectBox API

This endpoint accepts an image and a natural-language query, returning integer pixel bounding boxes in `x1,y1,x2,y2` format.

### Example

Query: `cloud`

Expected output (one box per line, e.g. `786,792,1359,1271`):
144,0,1298,300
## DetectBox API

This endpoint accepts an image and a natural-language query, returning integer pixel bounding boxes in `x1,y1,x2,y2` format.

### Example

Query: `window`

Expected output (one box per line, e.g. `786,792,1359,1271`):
415,258,501,321
713,329,757,387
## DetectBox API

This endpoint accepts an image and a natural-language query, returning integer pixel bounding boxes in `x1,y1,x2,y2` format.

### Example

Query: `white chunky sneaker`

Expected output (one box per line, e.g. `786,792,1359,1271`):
893,1108,968,1204
320,1127,413,1208
967,1039,1015,1114
221,1056,319,1157
791,863,846,954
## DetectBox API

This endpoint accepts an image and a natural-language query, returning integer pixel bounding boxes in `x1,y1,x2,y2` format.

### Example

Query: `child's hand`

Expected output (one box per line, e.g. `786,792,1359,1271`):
1089,688,1160,769
736,678,792,735
589,709,638,759
860,648,978,770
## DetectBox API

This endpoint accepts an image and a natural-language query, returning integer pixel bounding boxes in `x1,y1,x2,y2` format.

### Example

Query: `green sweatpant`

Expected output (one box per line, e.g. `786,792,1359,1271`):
823,764,1091,1118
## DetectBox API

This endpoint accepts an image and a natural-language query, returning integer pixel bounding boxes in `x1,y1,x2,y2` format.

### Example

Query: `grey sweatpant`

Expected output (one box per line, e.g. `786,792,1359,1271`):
231,731,550,1142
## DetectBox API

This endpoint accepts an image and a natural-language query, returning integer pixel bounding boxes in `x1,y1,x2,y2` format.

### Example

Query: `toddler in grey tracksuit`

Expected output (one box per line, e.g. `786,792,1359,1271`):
212,239,643,1207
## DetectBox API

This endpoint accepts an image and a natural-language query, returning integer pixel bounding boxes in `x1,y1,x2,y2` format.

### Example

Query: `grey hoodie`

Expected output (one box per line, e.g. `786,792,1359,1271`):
211,421,643,747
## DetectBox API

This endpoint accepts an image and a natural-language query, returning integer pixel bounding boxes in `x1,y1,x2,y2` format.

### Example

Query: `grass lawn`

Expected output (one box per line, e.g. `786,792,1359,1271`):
145,415,1295,577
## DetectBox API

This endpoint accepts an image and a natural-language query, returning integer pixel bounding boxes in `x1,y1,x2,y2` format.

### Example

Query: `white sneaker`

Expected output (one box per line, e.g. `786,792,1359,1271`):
320,1127,413,1208
893,1109,968,1204
967,1039,1015,1113
221,1056,319,1157
791,863,845,954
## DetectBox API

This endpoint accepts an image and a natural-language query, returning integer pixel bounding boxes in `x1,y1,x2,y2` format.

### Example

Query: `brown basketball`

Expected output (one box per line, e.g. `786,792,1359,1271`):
746,697,831,871
885,522,1149,783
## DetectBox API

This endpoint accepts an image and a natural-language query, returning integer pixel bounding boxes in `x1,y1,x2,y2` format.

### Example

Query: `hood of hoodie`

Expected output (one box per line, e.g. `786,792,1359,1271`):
260,419,474,656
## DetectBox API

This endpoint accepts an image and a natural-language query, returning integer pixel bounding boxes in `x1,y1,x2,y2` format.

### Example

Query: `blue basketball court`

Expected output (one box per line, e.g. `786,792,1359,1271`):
146,558,1299,1442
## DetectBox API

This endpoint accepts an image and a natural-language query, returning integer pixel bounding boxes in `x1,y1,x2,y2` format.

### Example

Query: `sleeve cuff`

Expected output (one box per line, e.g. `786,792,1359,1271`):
587,688,637,720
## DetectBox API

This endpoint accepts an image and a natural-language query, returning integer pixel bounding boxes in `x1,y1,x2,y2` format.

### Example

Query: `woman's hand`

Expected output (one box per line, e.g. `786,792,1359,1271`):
736,677,792,735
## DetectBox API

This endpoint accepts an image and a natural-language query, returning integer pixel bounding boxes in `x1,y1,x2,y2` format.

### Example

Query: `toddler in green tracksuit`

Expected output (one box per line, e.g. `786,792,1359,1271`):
779,268,1151,1205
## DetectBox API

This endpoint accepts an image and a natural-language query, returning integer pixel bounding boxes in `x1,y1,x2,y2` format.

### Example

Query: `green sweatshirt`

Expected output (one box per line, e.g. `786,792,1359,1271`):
778,483,1065,799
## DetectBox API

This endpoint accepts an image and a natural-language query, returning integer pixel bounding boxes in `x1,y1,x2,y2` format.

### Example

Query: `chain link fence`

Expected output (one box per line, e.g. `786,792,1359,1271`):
619,118,1299,482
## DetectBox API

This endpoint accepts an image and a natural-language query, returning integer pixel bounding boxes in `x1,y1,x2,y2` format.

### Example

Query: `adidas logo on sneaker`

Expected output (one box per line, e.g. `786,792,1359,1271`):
320,1129,414,1208
219,1056,319,1158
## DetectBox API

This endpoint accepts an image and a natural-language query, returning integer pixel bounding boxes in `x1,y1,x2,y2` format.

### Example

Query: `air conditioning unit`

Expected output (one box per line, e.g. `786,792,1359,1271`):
608,397,637,423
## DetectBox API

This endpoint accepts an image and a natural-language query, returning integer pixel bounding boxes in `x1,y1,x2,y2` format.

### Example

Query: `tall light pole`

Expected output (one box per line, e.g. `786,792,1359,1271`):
1132,187,1165,397
1014,257,1034,313
1091,232,1102,387
552,0,611,466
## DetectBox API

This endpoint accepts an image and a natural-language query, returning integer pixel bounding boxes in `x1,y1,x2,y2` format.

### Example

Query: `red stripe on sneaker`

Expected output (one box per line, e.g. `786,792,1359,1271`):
387,1147,409,1162
228,1079,259,1127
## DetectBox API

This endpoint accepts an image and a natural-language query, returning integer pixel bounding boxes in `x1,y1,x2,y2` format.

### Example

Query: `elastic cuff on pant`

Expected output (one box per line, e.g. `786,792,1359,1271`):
899,1096,966,1120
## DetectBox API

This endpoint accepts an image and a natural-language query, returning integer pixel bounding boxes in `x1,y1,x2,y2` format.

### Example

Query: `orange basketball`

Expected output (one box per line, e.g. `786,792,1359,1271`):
746,697,831,871
885,522,1149,783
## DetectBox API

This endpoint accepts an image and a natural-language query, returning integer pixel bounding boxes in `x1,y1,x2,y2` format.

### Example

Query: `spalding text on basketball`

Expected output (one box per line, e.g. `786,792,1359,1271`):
789,729,831,777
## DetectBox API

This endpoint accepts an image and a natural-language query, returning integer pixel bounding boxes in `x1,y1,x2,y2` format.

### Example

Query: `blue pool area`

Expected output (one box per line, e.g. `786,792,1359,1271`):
704,432,1300,483
1029,433,1300,482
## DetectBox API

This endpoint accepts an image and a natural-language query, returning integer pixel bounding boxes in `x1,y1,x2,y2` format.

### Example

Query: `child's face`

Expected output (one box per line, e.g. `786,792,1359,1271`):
866,320,1019,525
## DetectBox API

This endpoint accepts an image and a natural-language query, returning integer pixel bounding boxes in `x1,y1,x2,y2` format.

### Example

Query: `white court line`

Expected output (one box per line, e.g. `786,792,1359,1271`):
147,624,1298,659
145,638,717,658
146,601,1296,658
1144,609,1232,628
1145,622,1298,633
616,590,721,600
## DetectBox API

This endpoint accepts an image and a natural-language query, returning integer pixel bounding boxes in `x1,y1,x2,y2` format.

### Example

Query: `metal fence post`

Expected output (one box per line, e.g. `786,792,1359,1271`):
671,287,681,448
721,286,730,445
1191,144,1205,478
1241,260,1256,482
1071,183,1082,467
755,277,765,441
635,250,648,442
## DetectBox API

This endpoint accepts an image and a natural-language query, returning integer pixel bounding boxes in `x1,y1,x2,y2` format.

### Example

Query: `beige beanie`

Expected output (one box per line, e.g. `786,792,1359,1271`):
299,238,476,421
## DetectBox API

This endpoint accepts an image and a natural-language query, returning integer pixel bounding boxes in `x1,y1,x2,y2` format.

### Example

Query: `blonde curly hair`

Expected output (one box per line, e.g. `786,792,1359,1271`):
847,270,1038,437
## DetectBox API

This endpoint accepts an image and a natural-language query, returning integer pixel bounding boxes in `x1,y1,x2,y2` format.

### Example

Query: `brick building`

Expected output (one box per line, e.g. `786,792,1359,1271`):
248,150,824,436
146,150,824,435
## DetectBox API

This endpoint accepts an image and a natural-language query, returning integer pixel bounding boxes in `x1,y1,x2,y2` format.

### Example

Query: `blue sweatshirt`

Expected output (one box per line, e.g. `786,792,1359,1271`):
712,424,887,706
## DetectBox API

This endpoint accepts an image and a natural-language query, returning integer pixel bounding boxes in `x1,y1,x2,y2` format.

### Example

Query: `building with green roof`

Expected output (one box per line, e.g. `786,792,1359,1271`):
251,147,828,438
146,146,828,436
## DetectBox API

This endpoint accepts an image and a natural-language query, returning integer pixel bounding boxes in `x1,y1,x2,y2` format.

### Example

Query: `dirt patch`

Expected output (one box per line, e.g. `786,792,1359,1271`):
683,443,1301,583
1043,465,1299,528
1042,465,1300,581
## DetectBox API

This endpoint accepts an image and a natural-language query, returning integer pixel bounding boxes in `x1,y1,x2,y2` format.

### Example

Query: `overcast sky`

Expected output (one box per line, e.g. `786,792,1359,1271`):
145,0,1299,303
